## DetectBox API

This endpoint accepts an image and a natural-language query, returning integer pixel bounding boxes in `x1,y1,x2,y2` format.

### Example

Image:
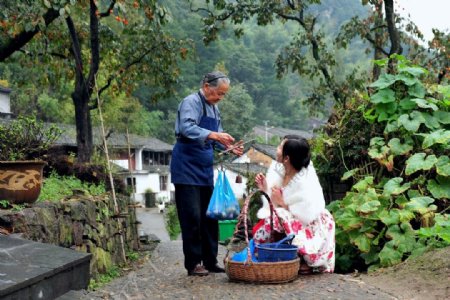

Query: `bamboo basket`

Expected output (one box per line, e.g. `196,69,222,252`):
224,191,300,283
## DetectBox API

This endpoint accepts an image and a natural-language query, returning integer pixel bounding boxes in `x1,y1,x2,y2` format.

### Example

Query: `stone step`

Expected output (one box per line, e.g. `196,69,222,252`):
0,235,91,300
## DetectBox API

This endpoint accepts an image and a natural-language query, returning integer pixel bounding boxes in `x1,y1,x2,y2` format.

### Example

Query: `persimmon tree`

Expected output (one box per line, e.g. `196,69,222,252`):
0,0,188,162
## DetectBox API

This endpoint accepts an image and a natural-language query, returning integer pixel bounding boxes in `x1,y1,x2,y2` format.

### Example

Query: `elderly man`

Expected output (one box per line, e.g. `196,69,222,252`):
170,71,242,276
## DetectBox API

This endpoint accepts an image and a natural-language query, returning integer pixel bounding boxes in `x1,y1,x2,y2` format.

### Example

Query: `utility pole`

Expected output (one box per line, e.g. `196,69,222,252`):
264,120,269,144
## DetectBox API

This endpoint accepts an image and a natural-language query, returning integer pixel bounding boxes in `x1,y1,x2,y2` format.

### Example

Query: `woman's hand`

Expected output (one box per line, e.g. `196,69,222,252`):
271,187,288,209
255,173,267,192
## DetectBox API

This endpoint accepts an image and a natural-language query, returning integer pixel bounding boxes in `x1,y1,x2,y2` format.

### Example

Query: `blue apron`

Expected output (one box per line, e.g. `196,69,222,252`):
171,92,219,186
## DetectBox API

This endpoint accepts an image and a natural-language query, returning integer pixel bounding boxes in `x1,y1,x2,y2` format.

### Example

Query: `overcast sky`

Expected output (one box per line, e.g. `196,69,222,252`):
396,0,450,41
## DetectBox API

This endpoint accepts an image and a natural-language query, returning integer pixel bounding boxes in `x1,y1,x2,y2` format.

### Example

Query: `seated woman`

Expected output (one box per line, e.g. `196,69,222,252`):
253,135,335,273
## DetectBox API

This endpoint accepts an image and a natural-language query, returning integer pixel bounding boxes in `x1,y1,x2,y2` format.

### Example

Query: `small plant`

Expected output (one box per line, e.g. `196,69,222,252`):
165,204,181,240
0,200,10,208
126,251,139,262
0,116,61,161
88,265,121,290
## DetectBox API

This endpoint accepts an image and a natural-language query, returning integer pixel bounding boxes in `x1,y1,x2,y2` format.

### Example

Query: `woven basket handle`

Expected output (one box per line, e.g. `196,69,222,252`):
225,190,279,264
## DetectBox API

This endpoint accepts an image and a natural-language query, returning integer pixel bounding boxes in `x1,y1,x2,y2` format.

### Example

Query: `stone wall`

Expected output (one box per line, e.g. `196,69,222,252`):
0,193,139,278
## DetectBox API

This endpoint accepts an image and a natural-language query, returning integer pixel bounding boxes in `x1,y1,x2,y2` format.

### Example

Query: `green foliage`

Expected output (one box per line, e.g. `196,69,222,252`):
88,265,121,291
165,204,181,240
329,56,450,272
38,172,106,202
0,116,62,161
0,200,9,208
126,251,139,262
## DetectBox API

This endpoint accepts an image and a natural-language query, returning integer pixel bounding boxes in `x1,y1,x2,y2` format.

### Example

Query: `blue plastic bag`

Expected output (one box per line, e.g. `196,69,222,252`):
206,170,240,220
231,239,258,262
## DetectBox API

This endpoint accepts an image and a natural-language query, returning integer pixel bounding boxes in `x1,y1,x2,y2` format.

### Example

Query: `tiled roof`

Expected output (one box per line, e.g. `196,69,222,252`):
253,125,314,140
252,143,277,159
215,162,268,176
0,119,172,151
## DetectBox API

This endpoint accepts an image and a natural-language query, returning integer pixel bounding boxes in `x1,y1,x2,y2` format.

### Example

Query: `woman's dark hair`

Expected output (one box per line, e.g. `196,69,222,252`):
201,71,230,87
282,134,311,171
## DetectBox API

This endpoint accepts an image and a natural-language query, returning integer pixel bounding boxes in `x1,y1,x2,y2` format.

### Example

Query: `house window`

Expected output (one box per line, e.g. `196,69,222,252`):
126,177,136,193
159,175,168,191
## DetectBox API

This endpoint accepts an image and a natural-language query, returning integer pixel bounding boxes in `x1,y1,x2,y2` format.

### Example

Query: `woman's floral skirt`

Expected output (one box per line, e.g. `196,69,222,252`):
253,208,335,273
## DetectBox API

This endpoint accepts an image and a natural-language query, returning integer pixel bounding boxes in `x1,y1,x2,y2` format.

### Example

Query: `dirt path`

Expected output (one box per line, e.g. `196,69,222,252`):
360,247,450,300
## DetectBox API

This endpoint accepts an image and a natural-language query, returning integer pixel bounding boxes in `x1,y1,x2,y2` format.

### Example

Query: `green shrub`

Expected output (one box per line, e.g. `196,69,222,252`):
38,172,106,201
329,55,450,273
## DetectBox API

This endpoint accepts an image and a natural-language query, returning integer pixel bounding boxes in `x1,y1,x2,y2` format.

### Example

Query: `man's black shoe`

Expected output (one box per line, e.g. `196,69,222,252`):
187,264,209,276
205,264,225,273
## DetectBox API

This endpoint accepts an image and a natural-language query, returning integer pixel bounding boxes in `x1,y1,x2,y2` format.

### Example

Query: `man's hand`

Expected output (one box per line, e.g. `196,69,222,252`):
229,140,244,156
208,132,235,148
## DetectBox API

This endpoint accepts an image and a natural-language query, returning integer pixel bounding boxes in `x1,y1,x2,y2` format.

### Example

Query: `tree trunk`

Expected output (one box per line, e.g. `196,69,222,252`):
72,87,93,163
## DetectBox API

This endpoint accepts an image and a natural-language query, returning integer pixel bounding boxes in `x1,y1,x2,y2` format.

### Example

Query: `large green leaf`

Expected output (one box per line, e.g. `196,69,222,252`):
384,121,399,133
401,66,426,77
411,98,438,111
385,223,416,253
383,177,411,197
369,73,396,89
421,112,441,129
421,129,450,148
399,98,417,110
408,82,426,98
405,153,438,175
434,111,450,125
404,197,435,214
341,168,359,181
368,145,389,160
358,200,381,214
427,176,450,199
398,209,415,222
352,177,374,192
388,138,413,155
349,231,370,253
379,209,400,226
337,211,363,231
371,89,395,104
398,111,425,132
397,73,418,86
435,156,450,176
379,241,402,267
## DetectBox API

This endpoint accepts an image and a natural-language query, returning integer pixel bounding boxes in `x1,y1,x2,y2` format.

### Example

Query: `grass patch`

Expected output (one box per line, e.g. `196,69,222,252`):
38,171,106,201
165,204,181,240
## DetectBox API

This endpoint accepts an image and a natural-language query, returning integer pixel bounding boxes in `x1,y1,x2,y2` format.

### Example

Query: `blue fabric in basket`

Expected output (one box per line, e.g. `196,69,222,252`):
232,239,258,262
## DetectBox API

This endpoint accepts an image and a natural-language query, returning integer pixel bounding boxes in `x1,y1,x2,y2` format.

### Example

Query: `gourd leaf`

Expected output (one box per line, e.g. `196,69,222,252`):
405,153,438,175
371,88,395,104
379,241,402,267
399,98,417,110
435,156,450,176
404,197,435,214
398,209,415,222
352,176,374,192
398,111,425,131
421,112,441,129
383,177,411,196
408,82,426,98
368,145,389,160
384,121,399,133
421,129,450,148
388,138,413,155
401,66,426,77
341,168,359,181
434,111,450,125
427,176,450,199
369,73,396,89
411,98,438,111
349,231,371,253
338,211,363,231
379,209,400,226
397,73,418,86
358,200,381,214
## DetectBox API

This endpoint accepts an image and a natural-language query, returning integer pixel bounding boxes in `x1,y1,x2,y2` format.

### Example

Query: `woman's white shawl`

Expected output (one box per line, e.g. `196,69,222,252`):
256,162,326,225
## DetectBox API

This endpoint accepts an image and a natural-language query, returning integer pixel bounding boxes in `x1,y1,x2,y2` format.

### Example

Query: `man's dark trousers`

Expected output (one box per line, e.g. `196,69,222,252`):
175,184,219,271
